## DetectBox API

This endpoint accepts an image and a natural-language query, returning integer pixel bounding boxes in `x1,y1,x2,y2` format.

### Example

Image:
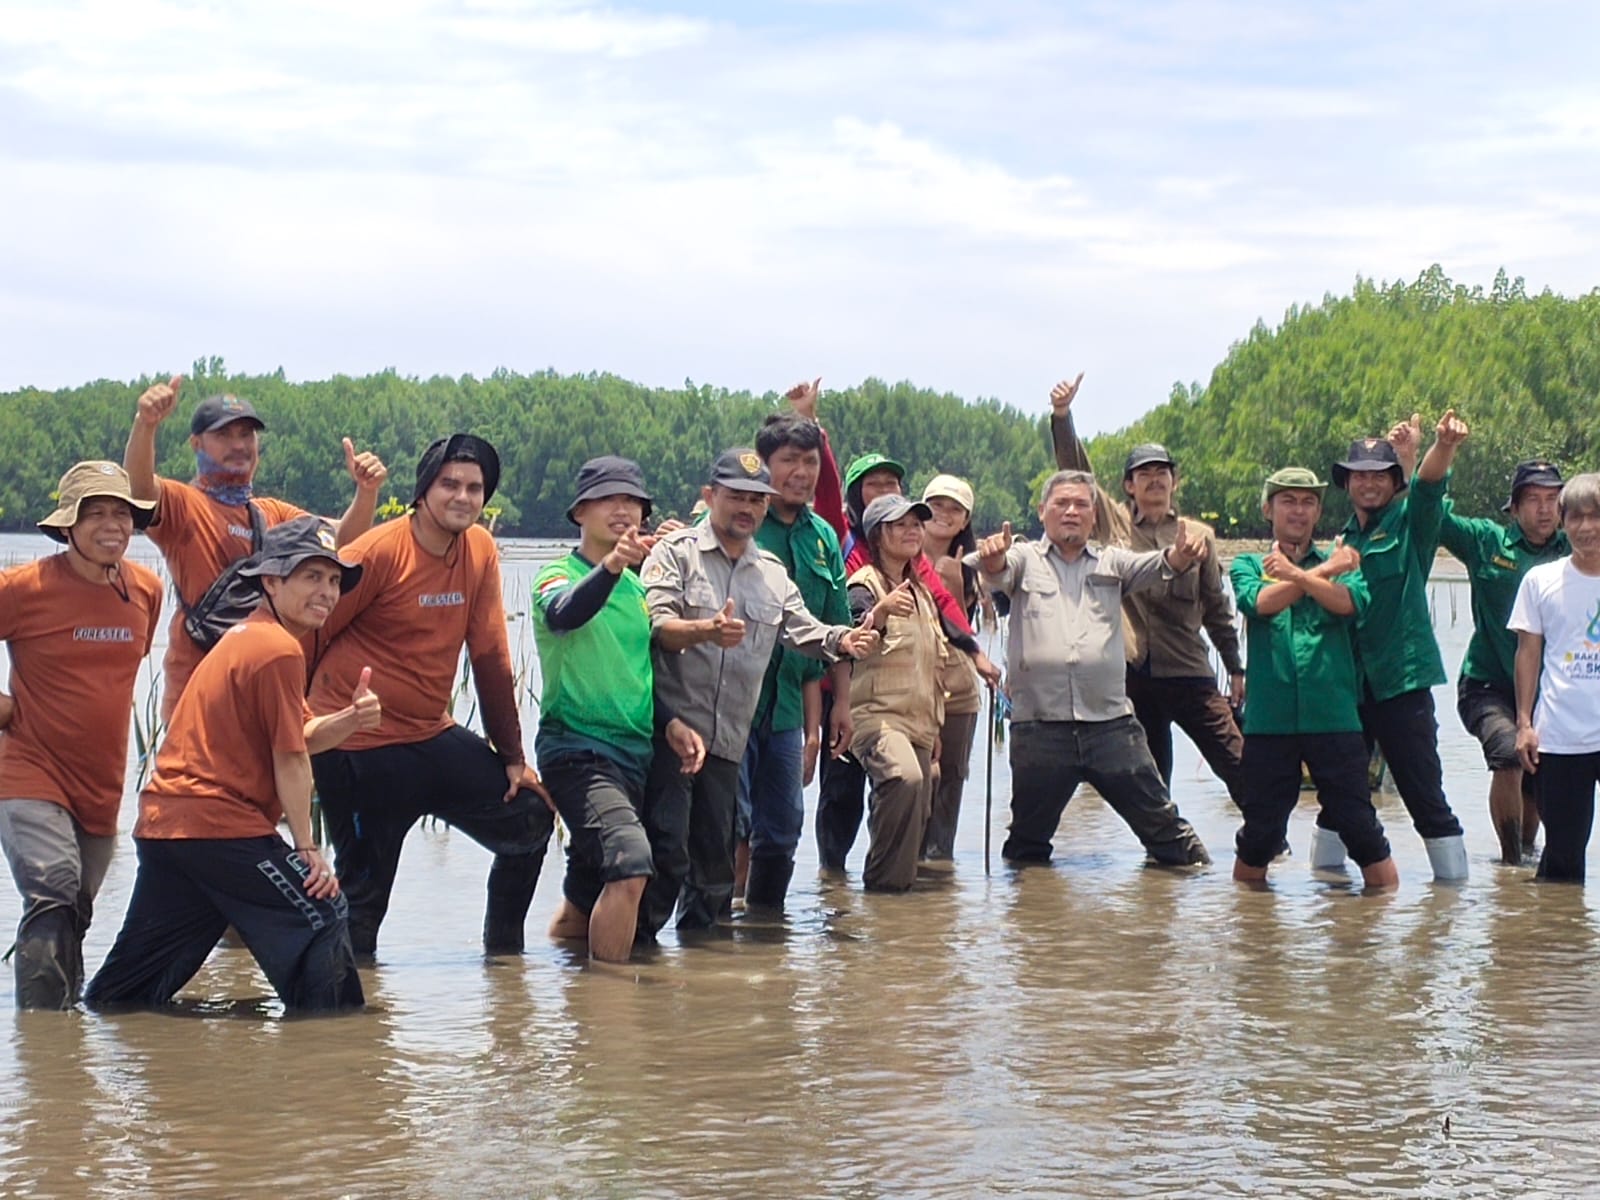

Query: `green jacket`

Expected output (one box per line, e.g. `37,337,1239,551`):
1439,504,1569,687
752,505,850,732
1339,474,1448,702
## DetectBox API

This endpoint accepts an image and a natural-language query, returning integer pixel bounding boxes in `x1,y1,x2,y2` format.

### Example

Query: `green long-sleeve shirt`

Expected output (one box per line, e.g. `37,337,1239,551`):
1231,546,1370,735
1439,504,1569,687
1339,473,1448,702
751,505,850,731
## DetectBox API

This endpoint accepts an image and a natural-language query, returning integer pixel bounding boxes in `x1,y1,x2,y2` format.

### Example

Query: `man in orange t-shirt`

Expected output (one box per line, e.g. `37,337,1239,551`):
122,375,389,719
0,463,161,1009
87,517,379,1013
308,434,555,959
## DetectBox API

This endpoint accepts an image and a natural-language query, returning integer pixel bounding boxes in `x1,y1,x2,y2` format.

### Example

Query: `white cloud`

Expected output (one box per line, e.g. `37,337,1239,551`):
1,0,1598,435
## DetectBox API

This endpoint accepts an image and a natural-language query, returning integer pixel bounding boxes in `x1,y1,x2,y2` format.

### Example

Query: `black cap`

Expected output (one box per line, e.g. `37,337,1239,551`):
413,434,501,505
1123,442,1176,478
567,456,653,525
707,448,779,495
190,394,265,436
1331,437,1407,492
1503,459,1564,512
237,516,362,593
861,493,932,541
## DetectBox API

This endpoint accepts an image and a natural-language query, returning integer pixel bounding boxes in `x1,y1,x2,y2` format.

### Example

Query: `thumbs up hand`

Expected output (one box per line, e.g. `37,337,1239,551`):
136,376,182,427
978,521,1014,573
350,666,382,731
876,578,916,622
343,437,389,494
708,598,746,647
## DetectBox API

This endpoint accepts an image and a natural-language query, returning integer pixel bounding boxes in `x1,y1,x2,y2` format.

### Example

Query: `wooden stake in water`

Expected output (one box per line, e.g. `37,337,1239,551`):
985,684,995,876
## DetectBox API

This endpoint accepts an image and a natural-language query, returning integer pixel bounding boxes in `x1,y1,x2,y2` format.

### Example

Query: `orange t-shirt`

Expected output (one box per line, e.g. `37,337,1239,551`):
136,610,312,840
146,477,307,710
308,518,522,758
0,555,163,836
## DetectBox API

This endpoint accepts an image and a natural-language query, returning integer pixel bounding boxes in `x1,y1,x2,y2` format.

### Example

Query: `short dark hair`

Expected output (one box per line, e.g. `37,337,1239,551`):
756,414,823,462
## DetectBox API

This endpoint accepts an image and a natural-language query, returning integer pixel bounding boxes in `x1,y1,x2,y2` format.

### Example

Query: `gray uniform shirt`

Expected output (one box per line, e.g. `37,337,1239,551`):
983,539,1175,722
643,522,846,762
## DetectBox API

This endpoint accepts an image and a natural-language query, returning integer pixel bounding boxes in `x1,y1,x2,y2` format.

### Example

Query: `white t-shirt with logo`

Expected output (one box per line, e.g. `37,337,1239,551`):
1508,559,1600,754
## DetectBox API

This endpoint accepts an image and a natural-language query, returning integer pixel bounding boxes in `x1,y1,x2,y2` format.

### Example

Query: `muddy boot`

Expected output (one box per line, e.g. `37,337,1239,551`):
743,855,795,911
1424,834,1469,882
483,851,544,954
1310,826,1348,870
11,905,77,1011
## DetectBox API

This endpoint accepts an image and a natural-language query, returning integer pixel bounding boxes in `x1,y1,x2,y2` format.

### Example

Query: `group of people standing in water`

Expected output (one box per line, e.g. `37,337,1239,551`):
2,373,1598,1013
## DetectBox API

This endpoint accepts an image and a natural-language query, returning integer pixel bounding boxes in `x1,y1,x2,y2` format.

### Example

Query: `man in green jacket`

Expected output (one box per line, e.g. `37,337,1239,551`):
739,412,854,909
1440,459,1568,863
1323,411,1469,880
1230,468,1398,889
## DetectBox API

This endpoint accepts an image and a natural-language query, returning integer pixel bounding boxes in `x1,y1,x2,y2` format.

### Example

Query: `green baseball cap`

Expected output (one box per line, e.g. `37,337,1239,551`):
844,452,906,491
1261,466,1328,507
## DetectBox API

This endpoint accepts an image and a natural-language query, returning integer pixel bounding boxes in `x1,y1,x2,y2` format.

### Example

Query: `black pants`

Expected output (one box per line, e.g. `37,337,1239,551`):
85,837,364,1012
541,752,654,915
312,725,554,955
639,741,742,937
815,689,868,871
1234,733,1391,869
1126,670,1245,804
1535,751,1600,883
1321,687,1463,840
1003,716,1210,866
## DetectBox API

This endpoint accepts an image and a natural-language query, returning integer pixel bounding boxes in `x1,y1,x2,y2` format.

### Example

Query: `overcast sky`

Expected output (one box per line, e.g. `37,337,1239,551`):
4,0,1598,434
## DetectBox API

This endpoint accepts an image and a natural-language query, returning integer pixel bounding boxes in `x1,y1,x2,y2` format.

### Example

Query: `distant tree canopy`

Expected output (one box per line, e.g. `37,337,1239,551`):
0,358,1052,536
4,266,1594,539
1083,265,1600,535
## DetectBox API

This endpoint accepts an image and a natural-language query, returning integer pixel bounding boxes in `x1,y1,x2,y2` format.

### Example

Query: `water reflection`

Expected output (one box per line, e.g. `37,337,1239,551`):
0,535,1598,1197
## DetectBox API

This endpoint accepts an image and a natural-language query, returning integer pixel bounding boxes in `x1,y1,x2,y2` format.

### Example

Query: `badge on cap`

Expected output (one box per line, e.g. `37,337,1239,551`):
739,452,761,475
1365,438,1380,450
98,463,117,475
318,527,338,552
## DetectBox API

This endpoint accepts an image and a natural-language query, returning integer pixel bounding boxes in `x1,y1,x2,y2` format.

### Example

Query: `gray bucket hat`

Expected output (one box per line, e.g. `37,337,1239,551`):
237,516,363,593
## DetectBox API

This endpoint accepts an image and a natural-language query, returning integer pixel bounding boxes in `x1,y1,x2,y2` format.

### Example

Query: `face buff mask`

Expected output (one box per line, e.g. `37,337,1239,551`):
194,448,253,507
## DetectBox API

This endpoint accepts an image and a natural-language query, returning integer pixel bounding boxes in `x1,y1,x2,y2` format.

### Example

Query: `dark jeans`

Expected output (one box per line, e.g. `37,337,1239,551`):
541,753,653,916
312,725,555,955
1234,732,1391,869
1535,751,1600,883
1002,716,1210,866
86,836,364,1012
815,688,868,871
639,742,743,937
1328,687,1463,840
1126,670,1245,804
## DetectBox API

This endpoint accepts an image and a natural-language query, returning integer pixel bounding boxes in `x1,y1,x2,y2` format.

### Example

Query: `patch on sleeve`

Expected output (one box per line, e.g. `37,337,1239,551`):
642,561,666,584
537,572,570,597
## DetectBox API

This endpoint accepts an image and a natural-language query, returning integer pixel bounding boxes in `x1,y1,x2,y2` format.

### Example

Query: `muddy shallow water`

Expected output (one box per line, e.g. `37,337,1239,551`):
2,535,1597,1199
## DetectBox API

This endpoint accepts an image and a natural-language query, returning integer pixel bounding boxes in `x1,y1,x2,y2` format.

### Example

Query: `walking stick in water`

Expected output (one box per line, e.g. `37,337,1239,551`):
984,683,995,876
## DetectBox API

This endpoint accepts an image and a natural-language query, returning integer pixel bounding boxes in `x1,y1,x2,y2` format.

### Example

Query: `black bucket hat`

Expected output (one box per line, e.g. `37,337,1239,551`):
1503,459,1564,512
413,434,501,505
237,516,363,593
566,456,653,525
1331,437,1407,492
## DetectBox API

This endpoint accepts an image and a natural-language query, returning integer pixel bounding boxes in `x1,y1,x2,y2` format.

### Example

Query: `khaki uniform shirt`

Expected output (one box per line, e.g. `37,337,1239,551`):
1051,412,1243,677
643,523,846,763
982,539,1173,723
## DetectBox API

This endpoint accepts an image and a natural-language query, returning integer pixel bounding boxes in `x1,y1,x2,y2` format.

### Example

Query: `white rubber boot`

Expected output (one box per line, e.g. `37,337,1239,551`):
1424,834,1469,882
1310,827,1348,870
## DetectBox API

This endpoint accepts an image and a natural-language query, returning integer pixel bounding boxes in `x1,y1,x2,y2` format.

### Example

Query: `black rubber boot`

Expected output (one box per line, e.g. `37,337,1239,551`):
11,905,78,1011
743,855,795,911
